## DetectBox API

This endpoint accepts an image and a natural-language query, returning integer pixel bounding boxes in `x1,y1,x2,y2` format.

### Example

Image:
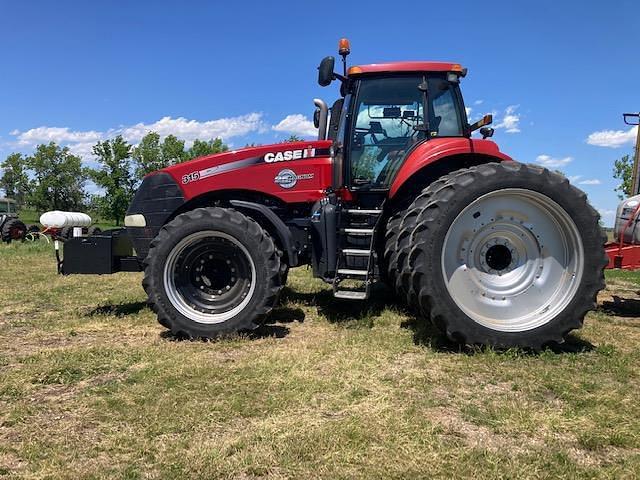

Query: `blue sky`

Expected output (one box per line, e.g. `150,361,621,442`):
0,0,638,225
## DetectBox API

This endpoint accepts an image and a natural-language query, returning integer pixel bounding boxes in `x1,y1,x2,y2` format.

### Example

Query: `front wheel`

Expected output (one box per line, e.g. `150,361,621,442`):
402,162,607,349
143,207,282,338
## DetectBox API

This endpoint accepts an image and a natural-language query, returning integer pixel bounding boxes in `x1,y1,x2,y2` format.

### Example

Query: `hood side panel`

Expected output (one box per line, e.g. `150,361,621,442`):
162,140,333,203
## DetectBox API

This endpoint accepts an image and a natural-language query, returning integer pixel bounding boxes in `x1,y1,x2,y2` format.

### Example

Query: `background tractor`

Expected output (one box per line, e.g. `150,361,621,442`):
0,197,27,243
55,39,606,349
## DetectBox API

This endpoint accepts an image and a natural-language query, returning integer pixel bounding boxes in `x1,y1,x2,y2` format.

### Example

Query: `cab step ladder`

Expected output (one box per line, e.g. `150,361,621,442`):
333,205,384,300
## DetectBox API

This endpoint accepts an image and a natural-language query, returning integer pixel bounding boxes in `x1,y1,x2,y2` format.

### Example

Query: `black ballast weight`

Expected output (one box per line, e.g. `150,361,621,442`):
61,229,141,275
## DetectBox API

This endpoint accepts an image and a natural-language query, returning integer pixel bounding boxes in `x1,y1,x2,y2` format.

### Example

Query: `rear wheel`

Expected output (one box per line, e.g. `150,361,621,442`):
143,207,282,338
400,162,607,349
1,218,27,243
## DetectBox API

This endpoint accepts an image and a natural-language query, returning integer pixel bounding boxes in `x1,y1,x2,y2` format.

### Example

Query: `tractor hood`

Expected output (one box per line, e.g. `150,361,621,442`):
159,139,334,202
161,140,331,186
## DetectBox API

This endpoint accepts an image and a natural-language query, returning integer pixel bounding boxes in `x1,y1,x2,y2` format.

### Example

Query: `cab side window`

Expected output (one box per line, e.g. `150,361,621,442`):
428,77,464,137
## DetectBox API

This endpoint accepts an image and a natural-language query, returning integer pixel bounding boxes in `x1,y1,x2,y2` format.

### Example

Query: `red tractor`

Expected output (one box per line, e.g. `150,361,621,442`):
60,40,606,348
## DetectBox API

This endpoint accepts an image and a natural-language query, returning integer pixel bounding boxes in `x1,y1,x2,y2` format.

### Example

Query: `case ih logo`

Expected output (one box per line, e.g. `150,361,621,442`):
274,169,314,189
264,148,315,163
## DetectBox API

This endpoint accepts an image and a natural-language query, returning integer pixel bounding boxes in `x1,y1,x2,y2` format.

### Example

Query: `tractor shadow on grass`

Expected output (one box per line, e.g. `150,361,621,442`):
88,301,148,317
159,323,292,342
279,284,588,355
89,300,296,340
402,313,594,355
600,295,640,319
277,283,390,325
403,313,594,355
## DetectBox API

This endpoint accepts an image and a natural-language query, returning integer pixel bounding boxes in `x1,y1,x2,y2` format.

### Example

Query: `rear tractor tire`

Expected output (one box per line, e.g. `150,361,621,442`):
383,172,454,310
389,162,607,349
143,207,282,339
1,218,27,243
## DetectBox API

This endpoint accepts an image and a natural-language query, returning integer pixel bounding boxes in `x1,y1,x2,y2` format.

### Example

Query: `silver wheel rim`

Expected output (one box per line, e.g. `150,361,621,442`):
441,188,584,332
163,231,256,324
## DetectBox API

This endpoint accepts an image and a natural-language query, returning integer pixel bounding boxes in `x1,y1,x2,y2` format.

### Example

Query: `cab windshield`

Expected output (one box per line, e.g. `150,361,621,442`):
349,74,465,187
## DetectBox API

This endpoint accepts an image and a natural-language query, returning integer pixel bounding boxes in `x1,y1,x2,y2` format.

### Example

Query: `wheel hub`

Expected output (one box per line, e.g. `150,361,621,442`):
484,243,512,271
164,231,256,324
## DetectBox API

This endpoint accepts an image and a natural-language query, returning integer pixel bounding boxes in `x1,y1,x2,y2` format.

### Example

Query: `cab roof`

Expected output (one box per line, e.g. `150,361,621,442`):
348,61,464,76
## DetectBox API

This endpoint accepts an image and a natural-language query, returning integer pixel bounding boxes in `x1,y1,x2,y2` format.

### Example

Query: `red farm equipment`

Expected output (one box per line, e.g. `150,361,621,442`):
56,39,607,349
605,112,640,270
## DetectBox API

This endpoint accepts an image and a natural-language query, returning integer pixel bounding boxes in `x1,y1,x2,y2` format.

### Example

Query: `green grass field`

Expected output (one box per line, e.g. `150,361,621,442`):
1,242,639,479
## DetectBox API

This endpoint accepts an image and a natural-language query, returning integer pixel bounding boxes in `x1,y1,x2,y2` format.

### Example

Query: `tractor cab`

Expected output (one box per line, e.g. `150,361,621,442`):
0,197,17,215
314,40,493,195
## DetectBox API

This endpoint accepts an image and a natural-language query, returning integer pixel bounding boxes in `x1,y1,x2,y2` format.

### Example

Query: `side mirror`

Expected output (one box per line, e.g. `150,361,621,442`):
318,56,335,87
479,127,494,139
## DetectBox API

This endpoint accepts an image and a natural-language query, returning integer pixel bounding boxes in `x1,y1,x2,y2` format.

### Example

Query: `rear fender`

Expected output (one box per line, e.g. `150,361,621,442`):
389,138,512,199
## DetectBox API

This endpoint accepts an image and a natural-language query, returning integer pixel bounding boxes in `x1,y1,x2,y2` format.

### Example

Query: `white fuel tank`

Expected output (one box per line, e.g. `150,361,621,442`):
614,194,640,244
40,211,92,228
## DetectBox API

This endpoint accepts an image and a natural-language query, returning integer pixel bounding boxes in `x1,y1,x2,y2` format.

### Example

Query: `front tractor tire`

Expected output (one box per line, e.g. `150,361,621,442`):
143,207,282,339
391,162,607,349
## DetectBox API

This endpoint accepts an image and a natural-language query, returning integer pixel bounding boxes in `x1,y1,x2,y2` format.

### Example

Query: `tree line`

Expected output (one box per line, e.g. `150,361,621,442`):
0,133,229,225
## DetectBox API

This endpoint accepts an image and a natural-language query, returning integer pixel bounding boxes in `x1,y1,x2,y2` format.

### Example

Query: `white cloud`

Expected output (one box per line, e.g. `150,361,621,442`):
272,114,317,138
578,179,602,185
120,113,266,145
465,106,472,118
11,126,102,146
568,175,582,183
7,113,267,163
494,105,521,133
474,100,484,105
535,154,573,168
586,126,637,148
